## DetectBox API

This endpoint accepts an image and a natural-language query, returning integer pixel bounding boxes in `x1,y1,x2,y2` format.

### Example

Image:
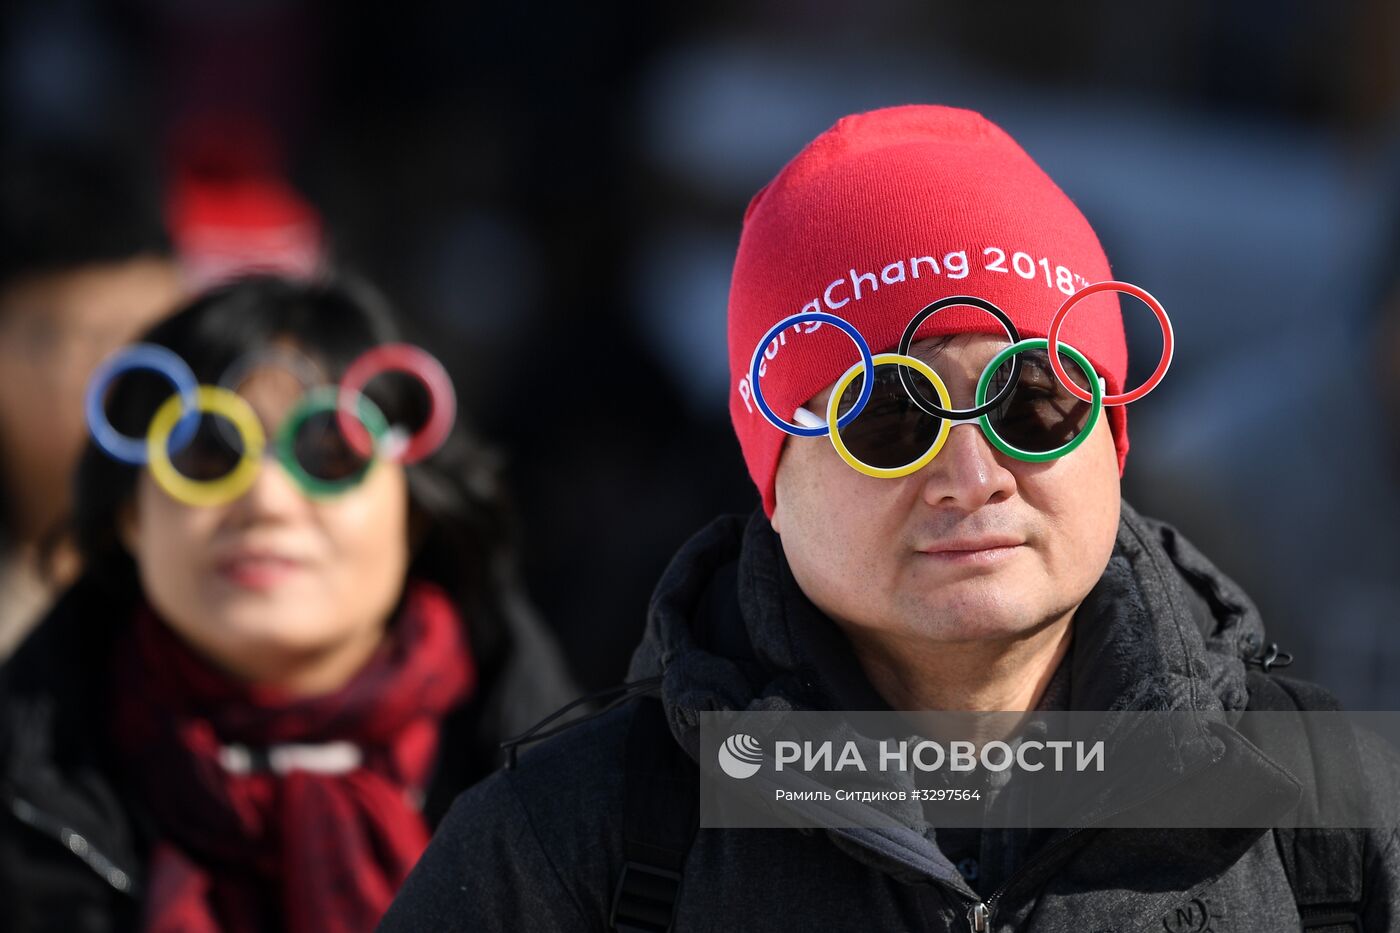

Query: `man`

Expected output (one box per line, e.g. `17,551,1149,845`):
382,106,1400,930
0,146,183,656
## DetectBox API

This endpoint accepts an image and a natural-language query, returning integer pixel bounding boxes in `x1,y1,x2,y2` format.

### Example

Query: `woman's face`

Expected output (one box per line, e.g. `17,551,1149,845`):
120,361,412,694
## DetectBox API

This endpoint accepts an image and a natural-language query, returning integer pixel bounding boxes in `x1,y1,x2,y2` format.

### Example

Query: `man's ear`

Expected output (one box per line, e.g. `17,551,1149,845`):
769,438,793,535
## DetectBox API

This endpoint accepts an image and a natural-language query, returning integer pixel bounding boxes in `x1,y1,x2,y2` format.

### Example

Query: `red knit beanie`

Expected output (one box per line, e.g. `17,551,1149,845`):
726,105,1129,516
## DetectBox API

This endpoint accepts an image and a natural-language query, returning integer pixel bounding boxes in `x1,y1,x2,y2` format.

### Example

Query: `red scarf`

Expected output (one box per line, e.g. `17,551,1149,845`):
110,580,476,933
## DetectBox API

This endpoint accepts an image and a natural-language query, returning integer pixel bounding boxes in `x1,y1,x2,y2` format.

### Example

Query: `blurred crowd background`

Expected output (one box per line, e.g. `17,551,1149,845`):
3,0,1400,705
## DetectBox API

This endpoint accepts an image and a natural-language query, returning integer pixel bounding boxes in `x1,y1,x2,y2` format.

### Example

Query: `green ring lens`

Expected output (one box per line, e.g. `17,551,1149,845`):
276,386,390,497
974,338,1102,463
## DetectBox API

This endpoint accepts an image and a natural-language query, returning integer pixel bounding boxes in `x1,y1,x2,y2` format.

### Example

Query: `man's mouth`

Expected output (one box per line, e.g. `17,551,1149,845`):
916,536,1025,565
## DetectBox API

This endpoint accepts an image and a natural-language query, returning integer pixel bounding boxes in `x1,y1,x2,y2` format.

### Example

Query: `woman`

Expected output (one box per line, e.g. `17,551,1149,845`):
0,275,575,932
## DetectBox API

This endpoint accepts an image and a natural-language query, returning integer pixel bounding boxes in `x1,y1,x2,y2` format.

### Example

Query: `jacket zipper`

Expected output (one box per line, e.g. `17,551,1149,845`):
959,733,1223,932
8,793,137,896
963,827,1086,931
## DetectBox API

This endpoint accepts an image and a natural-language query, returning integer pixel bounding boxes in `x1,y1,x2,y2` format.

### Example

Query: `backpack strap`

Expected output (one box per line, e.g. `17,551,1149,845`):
1245,669,1366,932
610,696,699,933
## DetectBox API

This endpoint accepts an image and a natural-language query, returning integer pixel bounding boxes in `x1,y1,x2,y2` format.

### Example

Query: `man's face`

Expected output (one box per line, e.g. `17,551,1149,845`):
0,256,182,537
771,333,1121,645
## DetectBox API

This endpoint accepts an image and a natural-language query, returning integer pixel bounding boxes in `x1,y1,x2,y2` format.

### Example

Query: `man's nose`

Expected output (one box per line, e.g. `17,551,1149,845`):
917,419,1018,511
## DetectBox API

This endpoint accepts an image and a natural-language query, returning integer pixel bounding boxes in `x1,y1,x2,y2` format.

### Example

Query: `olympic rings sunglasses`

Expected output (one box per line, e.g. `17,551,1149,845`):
748,283,1173,479
792,340,1105,478
85,342,456,507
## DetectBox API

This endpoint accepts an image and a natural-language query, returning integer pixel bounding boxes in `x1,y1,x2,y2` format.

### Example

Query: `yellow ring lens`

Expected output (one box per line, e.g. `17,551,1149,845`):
146,385,266,507
825,353,953,479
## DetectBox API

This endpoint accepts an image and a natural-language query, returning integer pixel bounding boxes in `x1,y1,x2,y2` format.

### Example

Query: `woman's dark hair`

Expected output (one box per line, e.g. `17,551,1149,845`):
72,274,516,670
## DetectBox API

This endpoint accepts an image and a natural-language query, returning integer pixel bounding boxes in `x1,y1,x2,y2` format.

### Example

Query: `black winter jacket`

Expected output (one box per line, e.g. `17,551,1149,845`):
0,576,575,933
381,504,1400,932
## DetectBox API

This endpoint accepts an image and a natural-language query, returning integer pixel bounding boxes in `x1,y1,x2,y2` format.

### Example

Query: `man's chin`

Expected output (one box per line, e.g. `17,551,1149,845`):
899,580,1053,641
